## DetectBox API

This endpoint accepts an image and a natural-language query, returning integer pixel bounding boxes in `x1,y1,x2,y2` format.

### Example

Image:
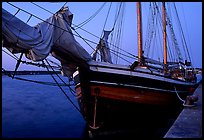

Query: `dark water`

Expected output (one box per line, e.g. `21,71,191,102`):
3,74,197,138
2,75,87,138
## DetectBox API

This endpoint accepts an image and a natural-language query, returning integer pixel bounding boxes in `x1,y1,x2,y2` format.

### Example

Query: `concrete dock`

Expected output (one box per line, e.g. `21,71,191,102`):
164,83,202,138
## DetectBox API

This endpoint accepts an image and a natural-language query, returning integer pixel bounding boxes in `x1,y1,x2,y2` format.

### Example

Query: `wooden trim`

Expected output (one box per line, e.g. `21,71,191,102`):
89,84,180,106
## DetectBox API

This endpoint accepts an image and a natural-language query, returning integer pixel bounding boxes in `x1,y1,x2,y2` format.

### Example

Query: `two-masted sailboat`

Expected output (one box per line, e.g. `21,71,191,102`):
2,2,200,130
72,2,199,129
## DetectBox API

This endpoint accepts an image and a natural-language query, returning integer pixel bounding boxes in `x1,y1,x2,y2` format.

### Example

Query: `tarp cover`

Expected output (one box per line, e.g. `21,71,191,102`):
92,30,112,63
2,6,92,76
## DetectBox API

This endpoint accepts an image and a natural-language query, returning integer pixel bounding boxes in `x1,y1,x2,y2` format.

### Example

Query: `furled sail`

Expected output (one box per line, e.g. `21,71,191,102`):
92,30,112,63
2,6,92,76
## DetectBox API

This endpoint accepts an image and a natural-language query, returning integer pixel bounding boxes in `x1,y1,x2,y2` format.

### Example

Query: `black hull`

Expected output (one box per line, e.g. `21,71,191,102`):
73,62,199,131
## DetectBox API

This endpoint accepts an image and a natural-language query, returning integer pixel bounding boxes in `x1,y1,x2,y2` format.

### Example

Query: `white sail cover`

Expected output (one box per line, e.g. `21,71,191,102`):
2,6,92,76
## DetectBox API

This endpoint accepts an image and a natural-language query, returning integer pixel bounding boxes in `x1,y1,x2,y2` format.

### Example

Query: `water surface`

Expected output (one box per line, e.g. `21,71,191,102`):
2,75,87,138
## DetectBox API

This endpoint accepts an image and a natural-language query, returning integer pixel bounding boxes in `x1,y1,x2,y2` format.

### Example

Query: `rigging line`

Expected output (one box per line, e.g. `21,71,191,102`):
45,58,77,97
5,8,21,23
144,2,152,52
2,68,72,86
173,3,186,57
155,13,163,62
31,2,72,29
166,35,173,62
5,2,121,59
12,53,23,78
110,3,121,60
6,2,102,57
43,59,82,114
181,3,194,67
116,3,125,64
55,10,101,61
6,2,82,40
30,1,107,40
147,2,157,58
173,3,192,64
114,3,125,64
53,30,65,43
100,2,112,38
45,58,71,86
109,47,136,60
144,2,153,54
46,59,76,96
31,1,94,35
2,49,19,60
149,3,159,60
24,2,134,59
55,69,77,97
73,24,100,39
149,2,158,58
72,28,98,53
75,23,137,58
6,2,137,60
3,16,96,64
3,7,52,41
61,2,68,9
109,49,132,64
154,2,168,62
76,2,107,29
30,1,105,36
3,8,21,25
3,21,54,54
31,2,54,15
46,58,61,68
26,14,32,23
14,8,21,16
101,3,121,63
176,21,188,62
166,3,183,62
166,18,179,62
2,48,59,69
112,2,123,30
21,60,60,69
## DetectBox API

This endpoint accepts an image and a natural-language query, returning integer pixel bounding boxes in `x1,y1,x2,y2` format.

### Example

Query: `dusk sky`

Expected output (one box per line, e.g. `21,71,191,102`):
2,2,202,71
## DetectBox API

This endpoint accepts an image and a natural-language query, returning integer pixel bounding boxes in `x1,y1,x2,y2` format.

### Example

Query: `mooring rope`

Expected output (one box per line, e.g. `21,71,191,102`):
174,86,196,107
174,86,185,103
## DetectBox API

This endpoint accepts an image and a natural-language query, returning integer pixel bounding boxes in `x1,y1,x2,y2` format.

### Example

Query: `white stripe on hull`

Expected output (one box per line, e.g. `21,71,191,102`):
90,80,187,93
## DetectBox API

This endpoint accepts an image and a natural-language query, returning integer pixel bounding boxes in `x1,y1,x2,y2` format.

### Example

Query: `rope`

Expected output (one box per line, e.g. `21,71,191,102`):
2,68,72,87
100,2,112,38
43,60,82,114
76,2,106,30
2,49,18,60
2,49,60,69
174,86,185,103
174,86,196,107
61,2,68,9
173,3,192,64
4,2,138,66
45,59,77,97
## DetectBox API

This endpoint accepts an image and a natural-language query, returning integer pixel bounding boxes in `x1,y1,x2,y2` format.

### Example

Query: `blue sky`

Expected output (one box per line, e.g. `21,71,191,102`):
2,2,202,70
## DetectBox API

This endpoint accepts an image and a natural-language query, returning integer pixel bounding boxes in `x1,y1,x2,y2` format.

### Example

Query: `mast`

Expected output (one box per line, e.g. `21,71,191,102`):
162,2,167,70
137,2,143,65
